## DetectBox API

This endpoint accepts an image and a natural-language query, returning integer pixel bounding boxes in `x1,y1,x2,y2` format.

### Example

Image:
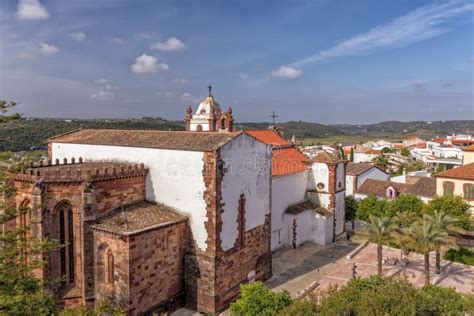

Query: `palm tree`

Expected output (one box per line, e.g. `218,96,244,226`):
372,154,390,171
392,211,417,261
408,218,447,286
425,211,459,274
357,215,397,275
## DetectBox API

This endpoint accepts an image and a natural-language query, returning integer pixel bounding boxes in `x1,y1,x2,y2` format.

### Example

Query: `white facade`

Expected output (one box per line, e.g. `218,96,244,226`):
354,152,377,163
219,134,271,251
346,167,389,196
271,172,308,251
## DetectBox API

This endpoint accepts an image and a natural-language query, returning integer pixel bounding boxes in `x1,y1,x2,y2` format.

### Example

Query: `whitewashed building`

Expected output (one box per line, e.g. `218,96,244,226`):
345,162,389,196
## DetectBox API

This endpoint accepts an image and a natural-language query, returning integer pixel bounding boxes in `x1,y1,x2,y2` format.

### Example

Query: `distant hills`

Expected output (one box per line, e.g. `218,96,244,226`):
0,117,473,151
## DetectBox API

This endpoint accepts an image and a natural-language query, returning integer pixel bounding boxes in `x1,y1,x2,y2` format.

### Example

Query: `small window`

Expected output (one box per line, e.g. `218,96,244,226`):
317,183,325,190
464,184,474,200
196,124,203,132
107,251,114,284
443,181,455,196
338,181,343,189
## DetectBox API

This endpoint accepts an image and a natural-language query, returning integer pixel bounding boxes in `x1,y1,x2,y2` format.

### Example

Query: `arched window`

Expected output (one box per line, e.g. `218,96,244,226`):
196,124,203,132
238,194,246,247
106,250,114,284
220,118,226,130
18,200,31,264
443,181,455,196
464,184,474,200
55,201,75,284
386,187,395,199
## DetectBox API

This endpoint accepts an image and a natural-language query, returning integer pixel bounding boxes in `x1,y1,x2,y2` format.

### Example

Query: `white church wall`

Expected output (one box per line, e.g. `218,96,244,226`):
190,119,210,132
346,175,355,196
270,172,308,251
50,142,210,251
219,134,271,251
309,163,329,191
336,162,345,189
283,211,312,248
311,213,333,245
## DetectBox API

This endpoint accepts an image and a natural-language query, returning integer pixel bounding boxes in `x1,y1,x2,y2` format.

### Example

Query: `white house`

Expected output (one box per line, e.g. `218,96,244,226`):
345,162,389,196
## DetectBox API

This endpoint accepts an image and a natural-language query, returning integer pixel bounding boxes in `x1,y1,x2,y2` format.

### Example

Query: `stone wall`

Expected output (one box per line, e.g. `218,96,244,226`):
93,176,146,214
128,221,188,315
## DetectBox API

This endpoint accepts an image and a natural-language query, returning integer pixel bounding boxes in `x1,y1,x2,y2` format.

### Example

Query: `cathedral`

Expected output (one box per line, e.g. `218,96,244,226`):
5,88,345,315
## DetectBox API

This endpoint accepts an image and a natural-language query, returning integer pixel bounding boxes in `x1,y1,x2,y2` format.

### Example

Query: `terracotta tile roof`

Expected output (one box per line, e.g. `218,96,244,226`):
311,151,342,164
432,137,447,143
272,147,309,176
245,130,289,147
355,179,411,198
346,162,383,176
463,145,474,152
451,139,474,144
92,201,187,235
435,163,474,181
393,143,404,149
406,177,436,198
284,200,332,217
47,129,241,152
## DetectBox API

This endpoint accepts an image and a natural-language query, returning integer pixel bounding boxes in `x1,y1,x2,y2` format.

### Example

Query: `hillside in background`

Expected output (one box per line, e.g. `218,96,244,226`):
1,117,473,151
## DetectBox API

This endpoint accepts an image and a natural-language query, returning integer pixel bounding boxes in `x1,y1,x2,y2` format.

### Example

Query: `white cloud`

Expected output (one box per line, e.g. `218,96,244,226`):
289,0,474,68
95,78,108,84
111,37,126,45
272,66,302,79
173,78,189,84
39,43,59,56
90,90,115,101
16,51,34,59
131,54,169,74
17,0,50,21
69,32,87,42
151,37,186,52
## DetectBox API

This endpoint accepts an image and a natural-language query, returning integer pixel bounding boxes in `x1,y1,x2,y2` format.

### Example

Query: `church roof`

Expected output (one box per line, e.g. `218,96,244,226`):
311,151,342,164
245,130,290,147
47,129,241,152
92,201,187,235
195,95,222,116
272,147,309,176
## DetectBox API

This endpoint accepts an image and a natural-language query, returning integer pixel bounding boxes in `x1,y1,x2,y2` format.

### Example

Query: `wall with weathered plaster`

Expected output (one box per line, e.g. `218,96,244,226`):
219,134,271,251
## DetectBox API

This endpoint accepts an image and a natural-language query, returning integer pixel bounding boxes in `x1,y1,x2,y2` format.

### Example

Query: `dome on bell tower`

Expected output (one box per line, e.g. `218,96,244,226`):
194,85,221,118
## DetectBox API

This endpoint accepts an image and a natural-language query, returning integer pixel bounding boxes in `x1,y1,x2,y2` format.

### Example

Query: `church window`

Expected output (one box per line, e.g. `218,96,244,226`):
221,118,226,130
338,181,342,189
56,201,75,285
106,250,114,284
386,187,395,199
443,181,454,196
196,124,203,132
317,182,325,190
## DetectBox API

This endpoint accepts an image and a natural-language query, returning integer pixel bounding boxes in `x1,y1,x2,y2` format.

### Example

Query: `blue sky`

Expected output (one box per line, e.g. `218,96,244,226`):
0,0,472,123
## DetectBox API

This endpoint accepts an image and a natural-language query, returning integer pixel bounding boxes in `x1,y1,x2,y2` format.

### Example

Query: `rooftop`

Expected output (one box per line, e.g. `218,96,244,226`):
463,145,474,152
435,163,474,181
355,179,411,198
245,130,289,147
284,200,332,217
310,151,342,164
405,177,436,198
346,162,384,176
272,147,309,177
47,129,241,152
92,201,187,235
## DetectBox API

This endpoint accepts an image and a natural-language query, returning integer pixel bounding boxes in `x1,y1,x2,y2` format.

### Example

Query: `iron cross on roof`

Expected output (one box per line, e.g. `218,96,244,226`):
269,110,279,124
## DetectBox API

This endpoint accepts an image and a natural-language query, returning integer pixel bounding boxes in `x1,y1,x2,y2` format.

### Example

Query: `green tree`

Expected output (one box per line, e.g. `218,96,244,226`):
426,211,460,274
408,217,447,286
349,147,354,162
356,195,388,222
230,282,293,316
0,100,22,123
372,154,391,171
381,147,393,154
357,215,397,274
392,211,417,261
400,147,411,156
385,194,423,218
345,195,358,231
423,195,471,230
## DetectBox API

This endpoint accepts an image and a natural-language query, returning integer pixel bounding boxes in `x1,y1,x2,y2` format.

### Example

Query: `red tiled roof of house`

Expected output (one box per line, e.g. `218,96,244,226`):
311,151,342,164
355,179,411,198
451,139,474,144
435,163,474,181
463,145,474,152
393,143,404,149
245,130,289,146
416,142,427,148
346,162,384,176
272,147,309,176
432,137,447,143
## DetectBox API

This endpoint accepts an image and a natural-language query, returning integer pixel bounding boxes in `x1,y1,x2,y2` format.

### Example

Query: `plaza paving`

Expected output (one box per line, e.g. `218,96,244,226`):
268,241,474,297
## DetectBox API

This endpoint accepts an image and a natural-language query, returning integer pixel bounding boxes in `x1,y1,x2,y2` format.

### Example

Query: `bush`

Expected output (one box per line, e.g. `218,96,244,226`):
318,275,473,315
278,296,319,316
423,195,472,230
356,195,388,221
230,282,293,316
443,248,474,266
386,194,423,218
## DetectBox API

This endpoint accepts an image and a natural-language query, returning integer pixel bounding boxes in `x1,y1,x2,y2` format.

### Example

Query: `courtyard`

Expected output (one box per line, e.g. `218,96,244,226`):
267,241,474,297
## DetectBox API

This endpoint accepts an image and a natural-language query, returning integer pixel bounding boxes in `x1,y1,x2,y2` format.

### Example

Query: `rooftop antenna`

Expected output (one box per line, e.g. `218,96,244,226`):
269,110,279,125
